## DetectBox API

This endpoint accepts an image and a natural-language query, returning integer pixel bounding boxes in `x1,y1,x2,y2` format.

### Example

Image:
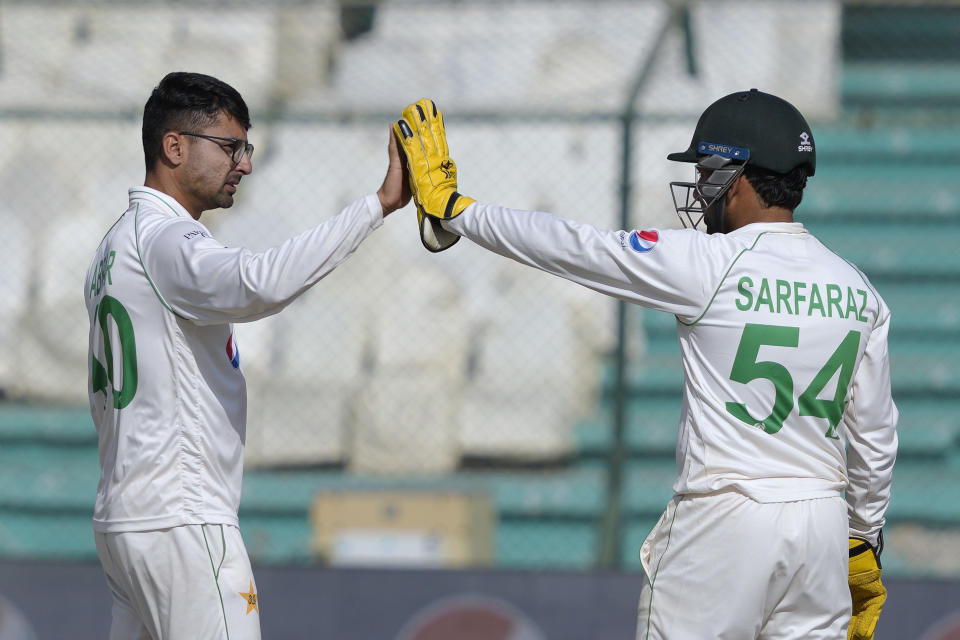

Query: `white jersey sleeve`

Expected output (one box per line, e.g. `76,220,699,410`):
138,193,383,325
443,202,714,318
843,297,898,547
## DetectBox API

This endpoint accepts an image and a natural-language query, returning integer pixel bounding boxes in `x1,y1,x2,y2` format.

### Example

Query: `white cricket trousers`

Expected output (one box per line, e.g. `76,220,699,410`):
95,524,261,640
635,490,850,640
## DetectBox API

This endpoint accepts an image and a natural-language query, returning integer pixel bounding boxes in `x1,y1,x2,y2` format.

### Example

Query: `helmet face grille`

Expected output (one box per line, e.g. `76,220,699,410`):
670,178,704,230
669,155,745,232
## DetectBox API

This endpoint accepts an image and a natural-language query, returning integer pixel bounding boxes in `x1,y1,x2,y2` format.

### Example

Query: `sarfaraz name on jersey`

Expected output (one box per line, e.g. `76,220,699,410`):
735,276,868,322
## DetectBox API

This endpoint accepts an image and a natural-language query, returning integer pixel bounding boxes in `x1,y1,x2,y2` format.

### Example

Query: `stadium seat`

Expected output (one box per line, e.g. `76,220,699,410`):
325,2,666,113
348,262,469,473
841,4,960,64
17,217,101,404
888,345,960,396
816,127,960,167
495,521,597,569
350,372,463,474
842,63,960,108
0,6,81,110
878,282,960,336
0,512,97,560
575,397,680,459
233,128,397,467
888,461,960,523
621,517,663,569
453,123,624,232
0,404,95,445
0,444,96,511
458,267,590,461
240,513,315,565
0,212,29,395
623,459,679,517
803,166,959,223
611,351,684,398
239,466,605,566
806,223,960,280
638,2,841,121
893,400,960,458
243,286,369,467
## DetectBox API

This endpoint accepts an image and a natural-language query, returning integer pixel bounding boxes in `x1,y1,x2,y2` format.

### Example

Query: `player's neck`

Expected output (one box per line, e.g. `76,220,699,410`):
144,172,203,220
726,205,793,232
751,206,794,225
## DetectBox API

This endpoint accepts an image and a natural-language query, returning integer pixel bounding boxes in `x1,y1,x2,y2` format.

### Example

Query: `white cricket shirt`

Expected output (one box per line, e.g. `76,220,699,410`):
85,187,383,532
445,204,898,545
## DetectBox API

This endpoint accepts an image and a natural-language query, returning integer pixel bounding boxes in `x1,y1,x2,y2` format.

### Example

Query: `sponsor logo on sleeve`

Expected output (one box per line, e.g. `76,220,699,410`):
182,229,211,241
629,230,659,253
226,334,240,369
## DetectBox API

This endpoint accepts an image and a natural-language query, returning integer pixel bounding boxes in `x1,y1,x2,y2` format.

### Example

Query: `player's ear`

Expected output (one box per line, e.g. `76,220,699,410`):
726,173,751,205
160,132,186,168
729,173,745,195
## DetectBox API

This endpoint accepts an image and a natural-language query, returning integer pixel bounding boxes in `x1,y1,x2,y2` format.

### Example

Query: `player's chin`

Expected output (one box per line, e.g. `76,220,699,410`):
214,192,236,210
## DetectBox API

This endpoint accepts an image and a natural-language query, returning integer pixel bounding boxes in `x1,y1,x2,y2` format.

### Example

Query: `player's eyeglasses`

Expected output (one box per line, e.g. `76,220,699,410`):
179,132,254,165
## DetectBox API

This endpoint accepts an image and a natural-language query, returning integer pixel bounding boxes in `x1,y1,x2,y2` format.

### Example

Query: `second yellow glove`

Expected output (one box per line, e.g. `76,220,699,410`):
848,536,886,640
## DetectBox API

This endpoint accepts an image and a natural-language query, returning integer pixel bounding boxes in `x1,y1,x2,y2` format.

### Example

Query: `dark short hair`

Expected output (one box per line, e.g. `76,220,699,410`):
142,72,251,172
744,164,809,211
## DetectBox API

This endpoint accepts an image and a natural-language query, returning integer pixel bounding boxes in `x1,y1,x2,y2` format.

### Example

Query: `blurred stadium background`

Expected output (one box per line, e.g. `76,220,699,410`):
1,0,959,637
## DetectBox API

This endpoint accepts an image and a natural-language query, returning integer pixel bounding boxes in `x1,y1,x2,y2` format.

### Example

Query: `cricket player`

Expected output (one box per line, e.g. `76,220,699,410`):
84,72,410,639
394,92,897,639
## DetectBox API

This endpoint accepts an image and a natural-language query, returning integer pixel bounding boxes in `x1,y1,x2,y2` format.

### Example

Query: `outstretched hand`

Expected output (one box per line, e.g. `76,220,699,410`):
377,126,412,216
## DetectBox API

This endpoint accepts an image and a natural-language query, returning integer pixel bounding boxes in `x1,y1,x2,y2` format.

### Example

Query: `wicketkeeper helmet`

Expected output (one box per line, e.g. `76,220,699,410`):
668,88,815,233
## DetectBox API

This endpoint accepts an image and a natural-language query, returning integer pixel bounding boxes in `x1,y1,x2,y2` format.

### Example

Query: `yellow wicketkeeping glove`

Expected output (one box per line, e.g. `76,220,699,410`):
393,98,474,252
848,537,886,640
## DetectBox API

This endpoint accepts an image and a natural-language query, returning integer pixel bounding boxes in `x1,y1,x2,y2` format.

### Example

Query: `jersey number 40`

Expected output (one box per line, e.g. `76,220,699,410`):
90,295,139,410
